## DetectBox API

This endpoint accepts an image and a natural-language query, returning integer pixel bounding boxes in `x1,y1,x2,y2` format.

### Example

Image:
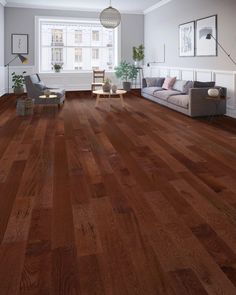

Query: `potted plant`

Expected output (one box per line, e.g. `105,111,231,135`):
115,61,138,91
11,71,26,95
52,63,63,73
133,44,145,67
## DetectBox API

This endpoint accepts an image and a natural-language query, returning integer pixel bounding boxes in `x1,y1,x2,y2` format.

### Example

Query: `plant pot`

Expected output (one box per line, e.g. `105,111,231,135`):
14,87,24,95
103,82,111,92
55,69,61,73
123,81,131,92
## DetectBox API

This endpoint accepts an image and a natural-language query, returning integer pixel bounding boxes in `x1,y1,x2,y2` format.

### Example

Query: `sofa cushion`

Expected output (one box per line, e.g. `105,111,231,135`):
162,77,177,90
145,77,165,87
30,74,40,84
154,90,181,101
34,81,47,91
50,88,65,99
168,95,189,109
193,81,215,88
173,80,188,93
142,87,163,96
183,81,194,94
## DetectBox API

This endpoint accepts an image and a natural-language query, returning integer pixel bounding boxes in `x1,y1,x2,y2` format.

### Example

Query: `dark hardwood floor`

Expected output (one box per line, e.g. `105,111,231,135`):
1,92,236,294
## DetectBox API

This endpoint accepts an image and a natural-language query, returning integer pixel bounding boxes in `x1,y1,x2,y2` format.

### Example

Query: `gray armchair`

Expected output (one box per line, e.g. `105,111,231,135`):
25,74,65,106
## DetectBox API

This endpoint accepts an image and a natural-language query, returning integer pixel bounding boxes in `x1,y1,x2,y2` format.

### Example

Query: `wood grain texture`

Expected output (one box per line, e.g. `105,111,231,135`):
0,92,236,294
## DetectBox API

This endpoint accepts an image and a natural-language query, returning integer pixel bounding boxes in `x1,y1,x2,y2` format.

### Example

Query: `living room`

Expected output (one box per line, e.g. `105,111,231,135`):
1,0,236,294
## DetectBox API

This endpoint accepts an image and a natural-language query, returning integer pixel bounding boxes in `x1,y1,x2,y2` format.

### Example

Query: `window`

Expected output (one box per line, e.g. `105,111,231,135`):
37,17,118,72
92,30,99,42
51,29,63,45
52,48,63,63
75,30,82,44
92,48,99,60
75,48,82,63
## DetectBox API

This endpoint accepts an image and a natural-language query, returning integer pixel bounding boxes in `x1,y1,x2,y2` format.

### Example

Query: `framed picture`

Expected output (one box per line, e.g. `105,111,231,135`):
11,34,29,54
196,15,217,56
179,21,195,57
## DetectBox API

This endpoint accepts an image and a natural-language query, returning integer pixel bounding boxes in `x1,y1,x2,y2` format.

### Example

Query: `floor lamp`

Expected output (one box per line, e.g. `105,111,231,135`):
4,54,28,94
206,34,236,66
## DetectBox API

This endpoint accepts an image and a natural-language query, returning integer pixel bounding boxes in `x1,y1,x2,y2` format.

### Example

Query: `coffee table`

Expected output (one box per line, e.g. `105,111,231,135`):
93,89,127,108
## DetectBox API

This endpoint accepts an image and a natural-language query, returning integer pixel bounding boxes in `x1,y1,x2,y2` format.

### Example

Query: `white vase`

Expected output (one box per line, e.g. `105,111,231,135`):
208,88,219,97
111,84,117,93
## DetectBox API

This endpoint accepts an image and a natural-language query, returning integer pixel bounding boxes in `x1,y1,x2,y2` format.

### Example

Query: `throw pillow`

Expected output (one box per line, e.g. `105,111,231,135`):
145,78,157,87
183,81,194,94
145,77,165,87
162,76,177,90
193,81,215,88
173,80,188,93
34,81,47,91
156,77,165,87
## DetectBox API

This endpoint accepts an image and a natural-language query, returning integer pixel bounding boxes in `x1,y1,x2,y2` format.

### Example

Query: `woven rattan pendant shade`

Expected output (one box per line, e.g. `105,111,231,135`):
100,1,121,29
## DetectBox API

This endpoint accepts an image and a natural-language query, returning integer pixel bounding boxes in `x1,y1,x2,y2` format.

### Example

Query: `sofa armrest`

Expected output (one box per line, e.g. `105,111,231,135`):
189,88,227,117
142,78,147,88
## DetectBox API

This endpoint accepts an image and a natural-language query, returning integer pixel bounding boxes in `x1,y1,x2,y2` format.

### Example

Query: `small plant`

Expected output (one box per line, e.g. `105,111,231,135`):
104,78,112,84
133,44,145,62
52,63,63,72
12,71,26,91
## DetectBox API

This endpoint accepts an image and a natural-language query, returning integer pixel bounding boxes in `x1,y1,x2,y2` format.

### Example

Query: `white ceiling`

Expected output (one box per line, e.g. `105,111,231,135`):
4,0,163,13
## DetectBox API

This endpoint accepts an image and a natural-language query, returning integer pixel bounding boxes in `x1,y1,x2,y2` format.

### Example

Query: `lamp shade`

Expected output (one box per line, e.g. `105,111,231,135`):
18,54,28,64
100,6,121,29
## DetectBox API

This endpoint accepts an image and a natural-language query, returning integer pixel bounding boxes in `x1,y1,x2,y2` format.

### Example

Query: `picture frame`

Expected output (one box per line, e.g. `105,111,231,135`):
11,34,29,55
179,21,195,57
196,15,217,56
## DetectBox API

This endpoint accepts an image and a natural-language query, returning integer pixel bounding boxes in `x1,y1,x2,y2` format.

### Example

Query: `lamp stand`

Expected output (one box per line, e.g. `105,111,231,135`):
207,34,236,66
4,55,19,94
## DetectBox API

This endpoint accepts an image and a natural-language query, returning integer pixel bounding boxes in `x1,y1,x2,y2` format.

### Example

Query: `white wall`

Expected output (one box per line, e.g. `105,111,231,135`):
144,0,236,70
3,7,144,93
144,0,236,118
0,3,5,96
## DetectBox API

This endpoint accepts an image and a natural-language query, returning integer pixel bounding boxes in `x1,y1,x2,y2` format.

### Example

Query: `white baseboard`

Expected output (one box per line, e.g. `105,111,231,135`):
226,106,236,118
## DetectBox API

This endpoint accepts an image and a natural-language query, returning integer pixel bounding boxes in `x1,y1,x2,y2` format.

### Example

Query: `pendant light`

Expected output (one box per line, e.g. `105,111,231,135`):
100,0,121,29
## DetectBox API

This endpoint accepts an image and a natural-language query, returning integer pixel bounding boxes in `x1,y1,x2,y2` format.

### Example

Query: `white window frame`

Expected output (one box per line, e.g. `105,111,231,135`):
35,16,121,74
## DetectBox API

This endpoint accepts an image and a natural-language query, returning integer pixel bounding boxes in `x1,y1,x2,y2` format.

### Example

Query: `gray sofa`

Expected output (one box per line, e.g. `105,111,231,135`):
141,77,227,117
25,74,65,106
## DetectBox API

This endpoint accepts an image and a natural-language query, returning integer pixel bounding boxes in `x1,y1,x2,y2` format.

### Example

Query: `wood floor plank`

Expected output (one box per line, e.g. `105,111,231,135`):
0,93,236,294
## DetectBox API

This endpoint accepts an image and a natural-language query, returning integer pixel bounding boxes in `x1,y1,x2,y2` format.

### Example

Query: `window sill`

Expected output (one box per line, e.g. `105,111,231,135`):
39,70,116,75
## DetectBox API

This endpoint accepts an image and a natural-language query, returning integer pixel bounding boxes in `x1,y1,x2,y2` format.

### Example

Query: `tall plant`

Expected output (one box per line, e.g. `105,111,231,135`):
133,44,145,62
115,61,138,82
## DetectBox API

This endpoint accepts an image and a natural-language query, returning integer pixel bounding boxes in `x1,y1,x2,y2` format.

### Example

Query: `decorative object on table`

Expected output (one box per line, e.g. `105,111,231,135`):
111,84,117,93
196,15,217,56
206,34,236,66
133,45,145,67
16,97,33,116
208,88,219,98
102,78,112,92
4,54,28,94
11,34,29,54
115,61,138,91
100,0,121,29
179,21,195,57
44,89,51,98
52,63,63,73
12,71,27,95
